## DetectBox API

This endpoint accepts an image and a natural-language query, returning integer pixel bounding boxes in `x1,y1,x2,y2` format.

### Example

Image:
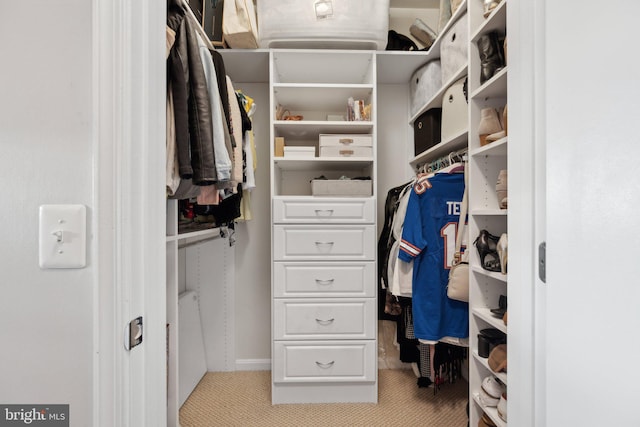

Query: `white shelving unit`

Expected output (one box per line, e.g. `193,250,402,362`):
269,49,378,404
467,0,509,425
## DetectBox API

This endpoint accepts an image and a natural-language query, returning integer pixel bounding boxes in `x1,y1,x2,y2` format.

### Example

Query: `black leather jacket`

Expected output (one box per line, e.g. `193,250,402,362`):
167,1,217,185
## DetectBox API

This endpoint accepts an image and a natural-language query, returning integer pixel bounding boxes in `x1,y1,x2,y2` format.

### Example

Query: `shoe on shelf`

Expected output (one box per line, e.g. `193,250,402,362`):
474,229,502,272
477,31,505,85
497,392,507,422
497,233,508,274
478,107,503,146
483,0,502,18
485,105,508,143
496,169,508,209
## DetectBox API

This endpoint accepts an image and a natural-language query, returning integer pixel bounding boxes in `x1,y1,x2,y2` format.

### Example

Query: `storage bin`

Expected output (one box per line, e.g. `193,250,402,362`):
439,13,468,84
409,60,442,118
441,77,468,142
413,108,442,155
257,0,390,50
284,146,316,158
319,134,373,158
311,179,373,196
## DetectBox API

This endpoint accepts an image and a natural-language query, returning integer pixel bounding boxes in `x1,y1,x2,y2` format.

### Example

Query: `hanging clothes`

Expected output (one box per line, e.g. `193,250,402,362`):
398,172,469,342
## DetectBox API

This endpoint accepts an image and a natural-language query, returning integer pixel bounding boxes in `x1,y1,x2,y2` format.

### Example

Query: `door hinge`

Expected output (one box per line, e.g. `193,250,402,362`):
538,242,546,283
124,316,143,351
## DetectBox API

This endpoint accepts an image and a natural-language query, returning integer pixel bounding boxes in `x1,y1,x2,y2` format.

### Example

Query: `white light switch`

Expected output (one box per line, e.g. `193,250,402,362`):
39,204,87,269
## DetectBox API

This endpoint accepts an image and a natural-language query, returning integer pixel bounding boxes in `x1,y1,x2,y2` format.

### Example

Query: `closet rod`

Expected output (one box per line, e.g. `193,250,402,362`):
177,226,229,249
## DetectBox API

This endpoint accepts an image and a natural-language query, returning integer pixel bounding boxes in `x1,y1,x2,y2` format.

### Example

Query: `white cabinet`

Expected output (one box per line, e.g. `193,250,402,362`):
269,49,378,404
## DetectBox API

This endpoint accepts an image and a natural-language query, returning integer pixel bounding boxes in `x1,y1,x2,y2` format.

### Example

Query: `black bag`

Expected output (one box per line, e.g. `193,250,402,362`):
386,30,418,51
413,108,442,155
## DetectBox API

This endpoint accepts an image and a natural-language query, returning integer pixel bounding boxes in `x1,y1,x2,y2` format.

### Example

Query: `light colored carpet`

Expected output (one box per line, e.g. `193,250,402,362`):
179,369,468,427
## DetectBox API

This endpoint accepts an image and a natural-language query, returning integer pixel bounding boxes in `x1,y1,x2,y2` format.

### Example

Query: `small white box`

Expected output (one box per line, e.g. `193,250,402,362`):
284,146,316,158
319,134,373,158
311,179,372,196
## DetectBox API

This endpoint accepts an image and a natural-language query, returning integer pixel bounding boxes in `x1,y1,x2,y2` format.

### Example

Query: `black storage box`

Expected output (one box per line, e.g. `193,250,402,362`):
413,108,442,155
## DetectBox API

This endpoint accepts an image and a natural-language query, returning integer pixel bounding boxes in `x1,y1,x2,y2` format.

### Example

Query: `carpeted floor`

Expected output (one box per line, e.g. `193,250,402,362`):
179,368,468,427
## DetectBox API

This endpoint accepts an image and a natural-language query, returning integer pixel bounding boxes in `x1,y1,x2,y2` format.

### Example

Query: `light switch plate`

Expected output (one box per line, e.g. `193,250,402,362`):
39,204,87,269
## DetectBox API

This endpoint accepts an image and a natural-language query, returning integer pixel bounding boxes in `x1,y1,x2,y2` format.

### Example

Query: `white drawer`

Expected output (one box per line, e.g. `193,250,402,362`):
273,225,376,261
319,145,373,158
319,134,373,147
273,299,375,340
273,341,376,383
273,262,375,298
273,198,374,223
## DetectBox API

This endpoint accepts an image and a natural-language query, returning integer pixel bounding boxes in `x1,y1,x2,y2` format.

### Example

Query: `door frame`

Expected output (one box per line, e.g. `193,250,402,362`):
508,0,544,425
93,0,167,425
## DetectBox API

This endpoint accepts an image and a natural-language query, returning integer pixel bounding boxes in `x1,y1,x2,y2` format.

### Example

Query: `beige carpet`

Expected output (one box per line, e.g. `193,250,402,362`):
179,369,468,427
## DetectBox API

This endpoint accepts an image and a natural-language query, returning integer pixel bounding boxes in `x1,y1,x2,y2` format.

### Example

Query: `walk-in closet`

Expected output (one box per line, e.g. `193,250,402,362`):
5,0,640,426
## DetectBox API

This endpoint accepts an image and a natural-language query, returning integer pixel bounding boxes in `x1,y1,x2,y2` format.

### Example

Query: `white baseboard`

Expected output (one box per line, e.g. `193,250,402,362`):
235,359,271,371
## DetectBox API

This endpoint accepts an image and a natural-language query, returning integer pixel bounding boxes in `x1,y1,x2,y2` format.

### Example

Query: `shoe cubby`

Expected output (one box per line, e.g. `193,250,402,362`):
467,0,509,426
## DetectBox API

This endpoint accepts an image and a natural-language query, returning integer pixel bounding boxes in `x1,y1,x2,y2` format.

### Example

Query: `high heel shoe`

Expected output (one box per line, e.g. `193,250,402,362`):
474,230,501,272
497,233,508,274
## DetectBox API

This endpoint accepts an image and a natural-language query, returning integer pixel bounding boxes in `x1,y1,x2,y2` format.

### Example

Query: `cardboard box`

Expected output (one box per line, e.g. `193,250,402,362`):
274,137,285,157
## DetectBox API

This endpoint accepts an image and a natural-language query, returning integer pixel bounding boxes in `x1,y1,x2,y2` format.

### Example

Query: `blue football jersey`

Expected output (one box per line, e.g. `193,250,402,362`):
398,172,469,341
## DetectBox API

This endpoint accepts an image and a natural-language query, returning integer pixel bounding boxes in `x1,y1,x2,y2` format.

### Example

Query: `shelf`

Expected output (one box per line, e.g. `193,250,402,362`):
472,307,507,333
472,352,507,384
472,393,507,427
471,0,508,43
409,64,468,123
376,51,433,84
273,85,374,111
274,121,373,140
410,129,468,169
166,225,225,246
470,209,507,216
471,265,508,283
471,66,508,101
272,49,375,84
470,137,507,157
274,157,374,171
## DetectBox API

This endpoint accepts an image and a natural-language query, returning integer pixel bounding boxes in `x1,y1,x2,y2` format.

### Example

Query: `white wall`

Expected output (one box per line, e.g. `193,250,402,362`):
0,1,94,426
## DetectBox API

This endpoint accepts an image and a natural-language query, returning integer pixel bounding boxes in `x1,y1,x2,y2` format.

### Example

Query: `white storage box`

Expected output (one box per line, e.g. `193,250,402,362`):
409,60,442,118
257,0,390,50
284,146,316,158
319,134,373,157
311,179,372,196
439,13,468,84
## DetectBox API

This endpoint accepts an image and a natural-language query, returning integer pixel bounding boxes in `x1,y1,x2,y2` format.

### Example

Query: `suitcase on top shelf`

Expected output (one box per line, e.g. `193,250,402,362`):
413,108,442,156
409,60,442,118
439,12,468,84
440,76,468,143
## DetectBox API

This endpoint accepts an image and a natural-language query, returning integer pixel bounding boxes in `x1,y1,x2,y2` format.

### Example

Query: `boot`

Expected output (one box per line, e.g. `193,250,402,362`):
478,107,502,146
496,169,508,209
477,31,505,84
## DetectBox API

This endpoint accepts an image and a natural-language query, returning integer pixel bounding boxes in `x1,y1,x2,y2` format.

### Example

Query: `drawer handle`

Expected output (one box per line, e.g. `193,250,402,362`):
339,149,354,156
339,138,353,144
315,361,335,369
315,278,335,286
315,241,334,246
314,209,334,216
315,318,335,325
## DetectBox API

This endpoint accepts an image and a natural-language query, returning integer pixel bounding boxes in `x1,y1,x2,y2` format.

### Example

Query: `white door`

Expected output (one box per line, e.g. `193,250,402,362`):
541,1,640,426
